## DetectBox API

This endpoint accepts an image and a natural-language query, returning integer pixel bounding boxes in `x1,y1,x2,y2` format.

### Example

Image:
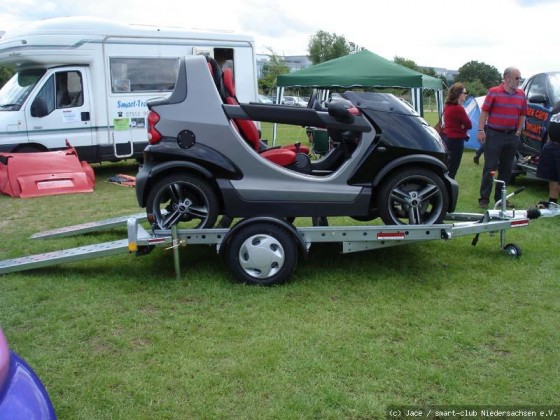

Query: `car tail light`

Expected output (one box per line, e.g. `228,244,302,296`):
147,111,161,144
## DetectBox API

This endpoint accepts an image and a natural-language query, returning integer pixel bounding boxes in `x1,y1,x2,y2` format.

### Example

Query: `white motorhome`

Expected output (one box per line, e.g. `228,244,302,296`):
0,16,257,162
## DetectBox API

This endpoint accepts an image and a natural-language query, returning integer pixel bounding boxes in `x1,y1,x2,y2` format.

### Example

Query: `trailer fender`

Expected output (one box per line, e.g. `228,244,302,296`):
218,217,308,259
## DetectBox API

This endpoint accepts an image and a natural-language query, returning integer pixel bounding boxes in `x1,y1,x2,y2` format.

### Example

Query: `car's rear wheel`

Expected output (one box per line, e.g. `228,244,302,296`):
146,174,219,229
377,167,448,225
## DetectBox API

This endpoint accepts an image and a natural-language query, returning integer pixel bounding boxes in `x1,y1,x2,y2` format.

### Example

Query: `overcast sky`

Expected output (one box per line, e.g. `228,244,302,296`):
1,0,560,77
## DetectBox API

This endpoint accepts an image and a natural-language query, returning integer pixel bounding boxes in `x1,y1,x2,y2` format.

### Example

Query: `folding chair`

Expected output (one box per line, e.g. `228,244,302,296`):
309,128,330,158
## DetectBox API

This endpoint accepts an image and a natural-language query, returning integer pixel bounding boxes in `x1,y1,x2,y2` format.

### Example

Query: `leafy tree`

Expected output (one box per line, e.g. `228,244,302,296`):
456,61,501,90
347,42,364,56
258,47,290,95
394,56,448,86
0,66,14,88
461,79,487,98
392,56,448,103
308,31,363,65
394,56,420,72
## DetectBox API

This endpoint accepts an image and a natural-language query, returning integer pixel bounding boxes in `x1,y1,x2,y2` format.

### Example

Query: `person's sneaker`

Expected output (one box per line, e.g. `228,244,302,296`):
473,155,480,165
478,198,489,208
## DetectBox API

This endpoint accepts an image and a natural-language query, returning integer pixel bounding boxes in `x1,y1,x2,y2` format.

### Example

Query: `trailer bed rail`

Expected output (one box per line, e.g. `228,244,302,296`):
2,202,559,284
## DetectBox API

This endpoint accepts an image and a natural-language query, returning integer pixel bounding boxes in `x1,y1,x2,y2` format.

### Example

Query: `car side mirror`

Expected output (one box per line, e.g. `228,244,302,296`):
528,94,547,105
30,97,49,118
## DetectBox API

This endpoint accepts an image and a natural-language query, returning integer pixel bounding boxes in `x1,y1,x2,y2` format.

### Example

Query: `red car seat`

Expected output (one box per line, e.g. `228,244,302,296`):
221,67,309,155
206,57,309,169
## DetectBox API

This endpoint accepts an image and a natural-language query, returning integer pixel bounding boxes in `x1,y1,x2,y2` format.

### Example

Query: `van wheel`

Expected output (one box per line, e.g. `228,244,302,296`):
377,167,448,225
14,145,42,153
225,222,298,286
146,174,219,229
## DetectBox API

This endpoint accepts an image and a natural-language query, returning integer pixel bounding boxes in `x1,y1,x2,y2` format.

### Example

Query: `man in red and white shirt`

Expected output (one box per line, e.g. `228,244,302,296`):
477,67,527,208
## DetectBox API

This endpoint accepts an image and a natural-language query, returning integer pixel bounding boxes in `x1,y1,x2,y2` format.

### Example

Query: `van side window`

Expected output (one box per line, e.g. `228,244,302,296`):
55,71,83,108
110,58,179,93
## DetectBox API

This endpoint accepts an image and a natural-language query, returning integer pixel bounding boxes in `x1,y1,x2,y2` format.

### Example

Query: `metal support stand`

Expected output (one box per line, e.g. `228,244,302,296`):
497,179,508,249
171,225,181,280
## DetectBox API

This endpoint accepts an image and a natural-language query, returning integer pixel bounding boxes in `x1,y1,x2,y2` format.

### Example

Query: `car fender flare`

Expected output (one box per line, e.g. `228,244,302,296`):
138,160,216,206
148,160,214,180
372,154,448,187
218,217,308,259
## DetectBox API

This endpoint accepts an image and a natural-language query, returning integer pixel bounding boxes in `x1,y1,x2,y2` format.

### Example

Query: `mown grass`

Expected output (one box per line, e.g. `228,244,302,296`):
1,118,559,418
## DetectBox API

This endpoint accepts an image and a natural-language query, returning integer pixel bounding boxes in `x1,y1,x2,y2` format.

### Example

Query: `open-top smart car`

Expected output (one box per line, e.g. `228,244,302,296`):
135,55,458,230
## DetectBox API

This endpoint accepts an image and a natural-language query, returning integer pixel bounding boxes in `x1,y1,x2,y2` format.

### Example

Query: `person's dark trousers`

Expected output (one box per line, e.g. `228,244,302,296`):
479,129,519,203
443,137,464,179
475,146,484,158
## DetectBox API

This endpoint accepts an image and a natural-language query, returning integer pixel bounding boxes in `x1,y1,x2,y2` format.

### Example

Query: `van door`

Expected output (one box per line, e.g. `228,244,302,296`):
25,67,93,152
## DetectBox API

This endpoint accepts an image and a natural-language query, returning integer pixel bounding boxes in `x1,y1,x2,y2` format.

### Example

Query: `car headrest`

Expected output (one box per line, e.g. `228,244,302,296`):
327,101,354,124
223,68,235,98
206,56,227,101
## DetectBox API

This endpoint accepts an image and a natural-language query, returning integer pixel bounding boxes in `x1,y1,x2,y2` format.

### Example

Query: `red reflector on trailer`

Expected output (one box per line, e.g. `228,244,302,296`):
511,219,529,227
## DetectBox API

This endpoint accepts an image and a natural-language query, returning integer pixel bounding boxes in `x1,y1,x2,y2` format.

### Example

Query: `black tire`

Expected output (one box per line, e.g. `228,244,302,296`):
146,174,219,229
225,222,298,286
14,145,42,153
377,167,449,225
503,243,522,258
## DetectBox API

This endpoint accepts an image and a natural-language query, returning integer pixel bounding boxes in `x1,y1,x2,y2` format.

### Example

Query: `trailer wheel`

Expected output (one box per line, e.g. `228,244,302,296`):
377,167,449,225
225,222,298,286
146,174,219,229
503,243,522,258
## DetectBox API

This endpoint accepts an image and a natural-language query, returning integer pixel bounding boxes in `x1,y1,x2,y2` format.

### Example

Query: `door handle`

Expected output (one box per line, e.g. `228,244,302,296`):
81,112,90,122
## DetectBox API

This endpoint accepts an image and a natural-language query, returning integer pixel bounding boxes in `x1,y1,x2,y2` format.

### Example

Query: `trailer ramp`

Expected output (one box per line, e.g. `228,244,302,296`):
30,213,147,239
0,214,151,275
0,240,130,275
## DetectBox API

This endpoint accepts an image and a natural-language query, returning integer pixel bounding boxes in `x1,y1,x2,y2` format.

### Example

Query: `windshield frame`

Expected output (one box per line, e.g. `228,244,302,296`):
548,72,560,106
0,69,47,111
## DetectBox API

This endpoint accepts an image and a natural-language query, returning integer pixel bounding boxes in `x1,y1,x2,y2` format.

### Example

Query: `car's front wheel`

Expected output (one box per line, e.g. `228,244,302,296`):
146,174,219,229
377,167,449,225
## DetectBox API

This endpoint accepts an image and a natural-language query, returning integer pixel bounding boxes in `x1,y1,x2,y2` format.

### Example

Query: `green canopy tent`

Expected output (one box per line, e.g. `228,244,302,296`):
276,49,444,117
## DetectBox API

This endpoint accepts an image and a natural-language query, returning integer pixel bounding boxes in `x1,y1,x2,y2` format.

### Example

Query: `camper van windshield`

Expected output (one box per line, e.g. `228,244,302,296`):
0,69,46,111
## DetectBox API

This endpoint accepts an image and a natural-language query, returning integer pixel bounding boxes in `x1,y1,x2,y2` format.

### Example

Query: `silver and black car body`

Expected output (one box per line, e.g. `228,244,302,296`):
135,55,458,229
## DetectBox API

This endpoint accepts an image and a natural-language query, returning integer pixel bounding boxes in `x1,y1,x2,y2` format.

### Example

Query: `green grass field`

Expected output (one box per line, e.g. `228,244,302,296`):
1,120,559,418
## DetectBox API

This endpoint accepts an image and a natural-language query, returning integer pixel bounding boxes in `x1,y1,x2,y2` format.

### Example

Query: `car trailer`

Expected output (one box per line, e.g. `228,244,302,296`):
1,199,559,285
